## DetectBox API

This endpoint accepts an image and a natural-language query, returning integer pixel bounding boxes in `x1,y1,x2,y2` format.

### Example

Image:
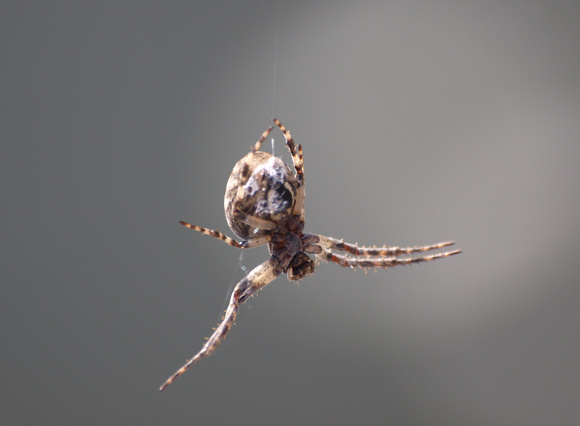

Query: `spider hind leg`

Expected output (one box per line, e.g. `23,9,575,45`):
311,234,462,270
322,247,462,270
160,258,280,391
315,235,457,257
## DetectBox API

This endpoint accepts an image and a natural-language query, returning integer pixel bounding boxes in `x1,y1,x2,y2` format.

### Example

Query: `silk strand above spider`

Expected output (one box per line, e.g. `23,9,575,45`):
160,119,461,391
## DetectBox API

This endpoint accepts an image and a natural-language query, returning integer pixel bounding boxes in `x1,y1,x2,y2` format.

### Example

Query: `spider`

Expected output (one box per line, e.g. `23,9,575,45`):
160,119,461,391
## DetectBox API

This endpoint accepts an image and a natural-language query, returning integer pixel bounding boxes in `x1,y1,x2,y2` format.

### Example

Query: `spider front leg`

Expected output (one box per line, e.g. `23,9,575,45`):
273,118,303,184
179,220,271,248
251,124,274,153
160,258,281,391
273,118,305,220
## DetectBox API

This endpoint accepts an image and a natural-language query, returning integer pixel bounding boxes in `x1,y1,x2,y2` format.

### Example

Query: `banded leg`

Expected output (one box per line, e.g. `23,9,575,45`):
160,258,281,391
179,221,271,248
273,118,303,184
320,248,462,269
273,118,305,219
251,125,274,153
315,235,456,257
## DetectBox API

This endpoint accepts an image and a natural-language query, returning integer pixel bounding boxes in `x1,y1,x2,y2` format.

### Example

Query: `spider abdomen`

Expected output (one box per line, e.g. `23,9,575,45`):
225,151,299,240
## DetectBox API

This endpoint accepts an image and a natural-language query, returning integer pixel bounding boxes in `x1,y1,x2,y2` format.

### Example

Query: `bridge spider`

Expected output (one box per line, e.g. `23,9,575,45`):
160,119,461,391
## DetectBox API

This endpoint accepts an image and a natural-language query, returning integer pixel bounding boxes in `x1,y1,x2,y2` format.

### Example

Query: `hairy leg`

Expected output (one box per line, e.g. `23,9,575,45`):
159,258,281,391
179,221,271,248
314,234,456,257
320,247,462,269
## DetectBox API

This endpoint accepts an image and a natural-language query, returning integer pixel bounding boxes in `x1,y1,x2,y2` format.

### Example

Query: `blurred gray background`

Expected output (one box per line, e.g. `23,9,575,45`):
2,1,579,425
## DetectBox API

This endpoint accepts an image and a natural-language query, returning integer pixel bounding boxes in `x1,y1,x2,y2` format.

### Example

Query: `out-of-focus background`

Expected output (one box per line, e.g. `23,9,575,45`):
2,1,579,424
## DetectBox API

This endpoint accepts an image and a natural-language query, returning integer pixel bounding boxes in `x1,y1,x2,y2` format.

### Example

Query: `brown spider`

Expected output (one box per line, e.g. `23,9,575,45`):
160,119,461,391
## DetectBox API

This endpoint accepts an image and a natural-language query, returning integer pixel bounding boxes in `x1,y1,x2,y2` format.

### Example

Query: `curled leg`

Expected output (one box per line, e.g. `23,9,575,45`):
179,220,271,248
160,258,280,391
320,247,462,269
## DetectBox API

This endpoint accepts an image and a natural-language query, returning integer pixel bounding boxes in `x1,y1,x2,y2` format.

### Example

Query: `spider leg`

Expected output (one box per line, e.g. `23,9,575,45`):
273,118,303,183
232,210,278,231
179,221,271,248
159,258,281,391
273,118,305,220
251,125,274,153
320,247,462,269
314,235,457,257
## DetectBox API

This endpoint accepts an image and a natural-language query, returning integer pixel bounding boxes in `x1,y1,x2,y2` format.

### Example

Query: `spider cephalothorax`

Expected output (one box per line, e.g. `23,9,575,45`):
160,119,461,391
